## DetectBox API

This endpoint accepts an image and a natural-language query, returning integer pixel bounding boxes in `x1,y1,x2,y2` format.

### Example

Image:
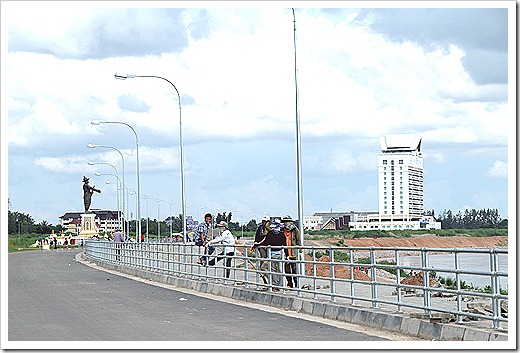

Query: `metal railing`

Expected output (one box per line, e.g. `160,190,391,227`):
85,240,508,330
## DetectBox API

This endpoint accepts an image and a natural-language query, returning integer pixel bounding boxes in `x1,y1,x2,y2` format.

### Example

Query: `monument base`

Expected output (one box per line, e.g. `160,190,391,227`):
78,213,99,238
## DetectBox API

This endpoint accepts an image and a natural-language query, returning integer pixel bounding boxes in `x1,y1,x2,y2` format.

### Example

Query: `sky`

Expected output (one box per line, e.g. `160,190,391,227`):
2,1,515,227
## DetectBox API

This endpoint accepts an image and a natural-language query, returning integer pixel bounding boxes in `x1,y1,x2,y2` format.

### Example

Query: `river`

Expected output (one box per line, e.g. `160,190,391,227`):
398,252,508,290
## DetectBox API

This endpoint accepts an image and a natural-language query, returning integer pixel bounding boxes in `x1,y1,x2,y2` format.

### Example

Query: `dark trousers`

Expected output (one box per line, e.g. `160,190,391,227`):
200,245,216,265
208,251,234,278
285,260,298,288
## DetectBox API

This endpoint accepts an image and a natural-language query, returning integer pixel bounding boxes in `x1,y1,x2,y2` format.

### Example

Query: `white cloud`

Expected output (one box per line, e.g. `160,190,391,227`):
304,148,376,176
487,160,508,178
425,151,446,163
5,6,511,224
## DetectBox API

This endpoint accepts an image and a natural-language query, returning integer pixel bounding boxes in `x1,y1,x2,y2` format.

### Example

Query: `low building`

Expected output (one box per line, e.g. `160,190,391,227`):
59,209,120,235
348,214,441,231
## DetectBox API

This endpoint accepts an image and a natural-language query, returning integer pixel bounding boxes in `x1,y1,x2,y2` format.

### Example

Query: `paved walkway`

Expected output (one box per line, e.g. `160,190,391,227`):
7,249,412,349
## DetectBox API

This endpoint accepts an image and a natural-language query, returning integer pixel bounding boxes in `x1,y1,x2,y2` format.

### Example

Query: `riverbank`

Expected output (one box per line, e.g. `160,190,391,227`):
307,235,508,250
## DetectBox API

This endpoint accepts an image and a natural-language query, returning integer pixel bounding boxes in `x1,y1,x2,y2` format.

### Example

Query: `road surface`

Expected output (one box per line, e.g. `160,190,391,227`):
8,249,407,345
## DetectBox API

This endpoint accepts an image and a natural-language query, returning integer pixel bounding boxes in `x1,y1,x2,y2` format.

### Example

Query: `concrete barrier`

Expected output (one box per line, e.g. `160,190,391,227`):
81,253,508,341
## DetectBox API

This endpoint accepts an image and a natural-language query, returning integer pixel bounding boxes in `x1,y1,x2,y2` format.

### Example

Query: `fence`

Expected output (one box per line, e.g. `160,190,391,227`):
85,240,508,330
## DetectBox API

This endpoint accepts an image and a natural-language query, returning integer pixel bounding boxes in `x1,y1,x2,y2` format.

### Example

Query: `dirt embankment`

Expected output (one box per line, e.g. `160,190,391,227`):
309,236,508,249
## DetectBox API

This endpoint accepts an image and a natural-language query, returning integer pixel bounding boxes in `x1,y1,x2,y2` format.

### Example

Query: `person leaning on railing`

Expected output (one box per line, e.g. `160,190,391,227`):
254,215,270,270
251,219,286,291
205,221,236,278
281,215,301,288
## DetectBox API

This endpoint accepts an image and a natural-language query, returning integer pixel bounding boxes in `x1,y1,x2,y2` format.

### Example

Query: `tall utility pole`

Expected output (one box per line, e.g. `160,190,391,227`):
292,9,305,282
292,8,305,249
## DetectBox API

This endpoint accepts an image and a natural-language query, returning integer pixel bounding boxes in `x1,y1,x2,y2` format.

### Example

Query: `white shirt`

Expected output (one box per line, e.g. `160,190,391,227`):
207,229,235,254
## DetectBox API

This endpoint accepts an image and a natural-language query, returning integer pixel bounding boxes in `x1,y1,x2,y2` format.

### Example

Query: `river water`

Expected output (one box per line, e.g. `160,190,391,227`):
398,252,508,290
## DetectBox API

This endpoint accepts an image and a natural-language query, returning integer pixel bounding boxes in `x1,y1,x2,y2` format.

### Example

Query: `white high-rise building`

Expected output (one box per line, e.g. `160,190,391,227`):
348,134,441,231
378,134,423,218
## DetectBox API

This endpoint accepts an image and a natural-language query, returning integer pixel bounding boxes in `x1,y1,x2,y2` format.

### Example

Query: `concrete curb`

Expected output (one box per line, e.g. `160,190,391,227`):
82,254,508,341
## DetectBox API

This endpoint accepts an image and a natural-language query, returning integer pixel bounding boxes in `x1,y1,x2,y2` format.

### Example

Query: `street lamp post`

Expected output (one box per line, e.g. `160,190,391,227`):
142,194,149,242
128,189,138,239
91,120,141,242
95,172,121,230
233,210,244,238
114,74,186,243
292,9,305,276
88,161,123,231
156,199,165,241
87,143,126,234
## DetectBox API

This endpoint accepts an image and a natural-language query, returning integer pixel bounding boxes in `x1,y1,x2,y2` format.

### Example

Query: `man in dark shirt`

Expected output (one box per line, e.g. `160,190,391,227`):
252,219,286,291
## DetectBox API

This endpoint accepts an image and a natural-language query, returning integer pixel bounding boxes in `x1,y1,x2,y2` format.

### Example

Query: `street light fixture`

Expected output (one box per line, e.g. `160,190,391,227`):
91,120,141,242
128,189,139,240
142,194,149,242
87,143,126,235
114,74,186,243
94,172,122,230
88,161,124,232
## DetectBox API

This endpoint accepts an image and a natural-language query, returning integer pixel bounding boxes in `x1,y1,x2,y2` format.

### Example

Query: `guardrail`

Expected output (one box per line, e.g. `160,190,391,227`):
85,240,508,330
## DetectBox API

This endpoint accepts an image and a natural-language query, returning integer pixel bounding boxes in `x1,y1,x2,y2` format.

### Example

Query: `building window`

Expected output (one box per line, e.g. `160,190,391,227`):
383,160,387,165
399,160,403,164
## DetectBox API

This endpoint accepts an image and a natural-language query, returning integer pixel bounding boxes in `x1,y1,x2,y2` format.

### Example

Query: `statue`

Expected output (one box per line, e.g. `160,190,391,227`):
83,176,101,213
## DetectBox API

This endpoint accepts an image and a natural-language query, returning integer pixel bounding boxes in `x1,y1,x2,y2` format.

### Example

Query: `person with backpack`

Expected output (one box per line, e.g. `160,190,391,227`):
206,221,235,278
251,219,286,291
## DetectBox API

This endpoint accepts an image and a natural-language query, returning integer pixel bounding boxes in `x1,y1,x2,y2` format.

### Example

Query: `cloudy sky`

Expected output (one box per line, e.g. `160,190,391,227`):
2,1,514,226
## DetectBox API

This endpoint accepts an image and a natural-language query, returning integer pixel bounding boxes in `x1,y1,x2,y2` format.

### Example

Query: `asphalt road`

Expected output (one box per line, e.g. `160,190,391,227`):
8,249,390,343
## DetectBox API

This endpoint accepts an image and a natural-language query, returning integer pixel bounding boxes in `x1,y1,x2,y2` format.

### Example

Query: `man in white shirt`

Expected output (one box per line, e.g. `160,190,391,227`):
206,221,235,278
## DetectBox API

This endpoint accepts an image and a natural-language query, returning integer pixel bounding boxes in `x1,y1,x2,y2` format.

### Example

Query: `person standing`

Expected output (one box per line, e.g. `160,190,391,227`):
281,215,302,288
252,219,286,291
113,228,125,261
195,213,214,266
254,215,270,270
206,221,236,278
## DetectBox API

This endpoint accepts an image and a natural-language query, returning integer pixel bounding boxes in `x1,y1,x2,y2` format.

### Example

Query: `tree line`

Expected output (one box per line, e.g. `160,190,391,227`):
8,211,64,236
9,207,507,237
425,208,507,229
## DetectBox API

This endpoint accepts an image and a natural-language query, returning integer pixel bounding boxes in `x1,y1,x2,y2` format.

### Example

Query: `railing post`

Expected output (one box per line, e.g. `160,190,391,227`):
490,248,501,329
370,246,378,309
296,245,302,297
267,246,272,291
455,250,463,323
421,247,431,315
243,244,249,289
329,247,336,302
395,248,403,313
349,248,355,305
312,247,317,300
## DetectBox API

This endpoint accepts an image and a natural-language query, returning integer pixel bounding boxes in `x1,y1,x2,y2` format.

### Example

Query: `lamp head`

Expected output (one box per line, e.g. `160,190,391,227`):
88,162,95,166
114,73,136,80
95,172,101,176
91,120,101,126
87,143,96,148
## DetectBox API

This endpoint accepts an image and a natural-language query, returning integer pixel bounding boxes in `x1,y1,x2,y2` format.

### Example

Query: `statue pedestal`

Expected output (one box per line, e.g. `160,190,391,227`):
78,213,99,238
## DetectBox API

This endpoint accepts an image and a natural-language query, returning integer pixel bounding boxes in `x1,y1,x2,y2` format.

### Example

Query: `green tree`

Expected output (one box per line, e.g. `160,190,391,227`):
245,219,258,232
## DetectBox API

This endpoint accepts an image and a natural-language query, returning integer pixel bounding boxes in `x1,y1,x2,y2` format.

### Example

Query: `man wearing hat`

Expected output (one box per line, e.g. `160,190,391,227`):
254,215,270,270
251,219,286,291
205,221,236,278
82,176,101,213
282,215,302,288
